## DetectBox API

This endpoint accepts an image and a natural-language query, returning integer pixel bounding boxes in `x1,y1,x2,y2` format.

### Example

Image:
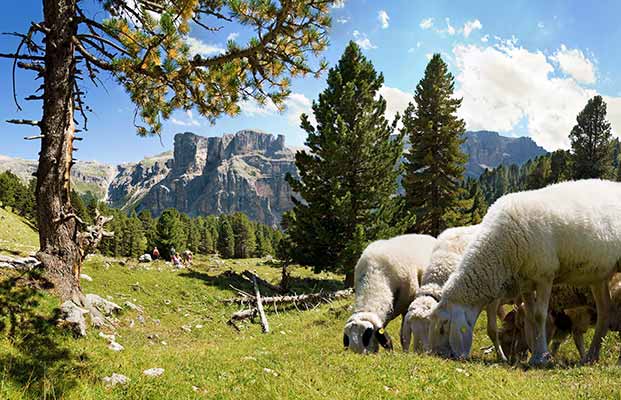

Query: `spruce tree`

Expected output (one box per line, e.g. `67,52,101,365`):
138,210,157,251
402,54,467,237
126,211,147,258
230,212,256,258
217,217,235,259
284,41,408,285
570,95,614,180
155,209,184,260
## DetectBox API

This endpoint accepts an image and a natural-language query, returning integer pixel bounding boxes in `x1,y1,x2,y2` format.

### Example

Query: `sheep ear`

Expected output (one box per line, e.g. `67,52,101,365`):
362,327,374,347
343,333,350,348
375,328,393,351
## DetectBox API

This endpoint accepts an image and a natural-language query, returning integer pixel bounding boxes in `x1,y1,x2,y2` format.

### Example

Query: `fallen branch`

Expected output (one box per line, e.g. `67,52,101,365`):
252,273,270,333
242,270,283,293
225,288,354,325
223,288,354,306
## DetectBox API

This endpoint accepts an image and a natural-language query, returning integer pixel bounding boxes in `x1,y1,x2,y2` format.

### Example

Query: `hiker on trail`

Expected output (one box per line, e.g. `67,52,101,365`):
172,254,182,269
182,250,193,266
152,247,160,260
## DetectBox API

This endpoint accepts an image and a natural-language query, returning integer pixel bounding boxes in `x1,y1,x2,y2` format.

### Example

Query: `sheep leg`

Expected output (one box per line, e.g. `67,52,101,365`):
572,331,585,360
486,300,507,362
522,292,536,352
526,282,553,367
583,281,610,364
400,316,411,353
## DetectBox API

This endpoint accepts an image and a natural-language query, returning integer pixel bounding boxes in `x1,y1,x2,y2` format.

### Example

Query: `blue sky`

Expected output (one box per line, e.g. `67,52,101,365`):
2,0,621,164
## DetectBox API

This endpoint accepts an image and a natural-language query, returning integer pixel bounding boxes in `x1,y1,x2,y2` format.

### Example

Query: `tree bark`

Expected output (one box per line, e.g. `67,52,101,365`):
344,271,355,288
36,0,82,302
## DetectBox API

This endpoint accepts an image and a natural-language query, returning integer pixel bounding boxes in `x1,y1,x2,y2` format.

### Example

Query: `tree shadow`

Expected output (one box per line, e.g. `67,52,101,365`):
179,268,345,296
0,270,89,399
0,247,22,256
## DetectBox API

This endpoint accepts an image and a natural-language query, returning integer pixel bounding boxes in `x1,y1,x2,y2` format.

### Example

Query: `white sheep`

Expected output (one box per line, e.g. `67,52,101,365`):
343,234,437,354
429,179,621,366
401,225,508,361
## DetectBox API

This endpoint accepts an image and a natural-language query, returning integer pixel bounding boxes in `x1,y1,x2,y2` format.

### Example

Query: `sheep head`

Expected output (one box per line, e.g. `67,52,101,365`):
343,312,390,354
430,301,481,359
405,295,438,352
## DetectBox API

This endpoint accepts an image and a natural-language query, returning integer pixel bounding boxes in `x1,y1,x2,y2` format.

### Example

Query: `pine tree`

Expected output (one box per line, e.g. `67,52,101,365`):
570,95,614,180
230,212,256,258
155,209,184,260
402,54,467,237
466,181,487,225
125,211,147,257
283,41,409,285
255,225,275,257
1,0,332,302
138,210,157,251
217,217,235,259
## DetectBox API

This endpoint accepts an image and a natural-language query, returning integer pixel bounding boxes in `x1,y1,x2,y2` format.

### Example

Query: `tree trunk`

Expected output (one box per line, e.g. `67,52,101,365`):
36,0,81,302
344,270,355,288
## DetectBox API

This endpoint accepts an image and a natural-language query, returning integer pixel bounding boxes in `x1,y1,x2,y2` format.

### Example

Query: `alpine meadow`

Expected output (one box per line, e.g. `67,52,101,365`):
2,1,621,399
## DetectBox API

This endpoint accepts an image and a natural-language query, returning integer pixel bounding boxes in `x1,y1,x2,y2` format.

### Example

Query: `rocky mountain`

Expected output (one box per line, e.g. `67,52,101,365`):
461,130,547,178
0,129,547,225
130,130,298,225
0,155,116,199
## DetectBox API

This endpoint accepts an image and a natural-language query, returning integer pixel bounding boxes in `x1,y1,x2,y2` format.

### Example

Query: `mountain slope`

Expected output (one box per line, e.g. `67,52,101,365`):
0,129,547,224
0,207,38,256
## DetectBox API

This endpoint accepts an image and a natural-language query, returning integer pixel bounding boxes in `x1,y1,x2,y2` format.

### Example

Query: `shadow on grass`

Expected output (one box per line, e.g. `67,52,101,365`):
0,247,22,256
179,268,345,297
0,270,89,399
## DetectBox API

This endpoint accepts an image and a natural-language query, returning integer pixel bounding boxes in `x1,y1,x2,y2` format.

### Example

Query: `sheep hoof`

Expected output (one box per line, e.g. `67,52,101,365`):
528,352,553,368
580,354,600,365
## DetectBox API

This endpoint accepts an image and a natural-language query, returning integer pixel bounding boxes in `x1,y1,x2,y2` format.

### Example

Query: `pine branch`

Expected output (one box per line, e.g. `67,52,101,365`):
6,119,41,126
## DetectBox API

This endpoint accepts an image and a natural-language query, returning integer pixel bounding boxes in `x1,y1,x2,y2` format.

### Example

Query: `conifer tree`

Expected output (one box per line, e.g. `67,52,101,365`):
230,212,256,258
283,41,409,285
1,0,332,301
125,211,147,257
465,181,487,225
138,210,157,251
155,209,184,259
570,95,614,180
217,217,235,259
402,54,467,237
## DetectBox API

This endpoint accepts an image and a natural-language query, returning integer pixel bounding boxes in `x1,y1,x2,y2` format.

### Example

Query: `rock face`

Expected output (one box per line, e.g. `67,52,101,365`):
0,129,547,225
134,130,298,226
107,152,171,209
461,131,547,178
0,155,116,199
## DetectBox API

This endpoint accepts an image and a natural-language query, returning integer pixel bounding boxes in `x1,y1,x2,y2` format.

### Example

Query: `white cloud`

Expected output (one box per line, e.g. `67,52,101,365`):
481,34,489,43
451,41,617,150
336,16,350,24
378,10,389,29
378,85,411,124
425,53,433,60
226,32,239,42
420,18,434,30
463,19,482,38
332,0,345,8
353,30,377,50
537,21,545,29
238,93,314,127
171,110,201,127
433,18,482,37
444,18,456,35
550,44,596,84
408,42,422,53
186,37,225,56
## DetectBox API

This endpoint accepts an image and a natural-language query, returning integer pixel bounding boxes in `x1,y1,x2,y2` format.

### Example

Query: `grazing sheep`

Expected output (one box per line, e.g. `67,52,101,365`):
503,276,621,362
500,285,595,362
343,234,437,354
401,224,508,360
429,180,621,366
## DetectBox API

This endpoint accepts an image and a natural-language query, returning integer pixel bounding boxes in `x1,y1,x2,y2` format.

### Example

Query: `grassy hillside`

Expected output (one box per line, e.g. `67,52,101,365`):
1,252,621,399
0,207,38,256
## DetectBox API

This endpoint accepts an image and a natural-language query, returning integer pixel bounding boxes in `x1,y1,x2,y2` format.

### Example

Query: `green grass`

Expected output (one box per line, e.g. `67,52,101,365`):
0,209,621,399
0,207,38,256
1,255,621,400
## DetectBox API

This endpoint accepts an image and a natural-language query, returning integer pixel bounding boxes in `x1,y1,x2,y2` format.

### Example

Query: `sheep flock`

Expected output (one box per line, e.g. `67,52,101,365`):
343,179,621,367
